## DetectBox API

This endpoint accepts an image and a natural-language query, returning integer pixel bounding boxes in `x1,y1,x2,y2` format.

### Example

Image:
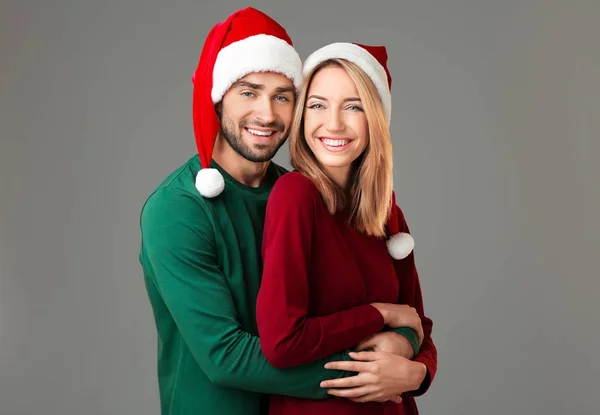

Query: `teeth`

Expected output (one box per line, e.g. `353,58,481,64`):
322,138,349,147
247,128,273,137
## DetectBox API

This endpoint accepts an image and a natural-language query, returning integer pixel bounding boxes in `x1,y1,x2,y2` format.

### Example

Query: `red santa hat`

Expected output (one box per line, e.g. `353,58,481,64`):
303,42,414,259
191,7,303,198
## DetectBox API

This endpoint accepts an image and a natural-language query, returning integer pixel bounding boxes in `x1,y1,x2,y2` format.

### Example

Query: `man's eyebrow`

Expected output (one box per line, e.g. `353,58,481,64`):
233,81,263,90
233,81,294,94
307,95,361,102
275,86,296,94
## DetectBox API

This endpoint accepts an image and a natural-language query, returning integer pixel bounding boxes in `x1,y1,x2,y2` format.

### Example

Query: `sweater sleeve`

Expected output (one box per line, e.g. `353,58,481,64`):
140,186,354,399
393,204,438,396
256,173,385,369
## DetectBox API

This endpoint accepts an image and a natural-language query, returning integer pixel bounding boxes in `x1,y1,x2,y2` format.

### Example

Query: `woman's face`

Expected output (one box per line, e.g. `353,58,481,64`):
303,66,369,175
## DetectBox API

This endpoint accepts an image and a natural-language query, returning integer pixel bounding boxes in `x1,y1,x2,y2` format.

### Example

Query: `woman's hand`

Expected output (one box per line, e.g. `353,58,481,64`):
370,303,424,346
320,351,427,403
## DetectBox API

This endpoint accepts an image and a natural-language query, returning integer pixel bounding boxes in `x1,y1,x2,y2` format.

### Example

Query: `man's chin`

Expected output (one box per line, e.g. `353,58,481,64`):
245,148,279,163
248,137,286,157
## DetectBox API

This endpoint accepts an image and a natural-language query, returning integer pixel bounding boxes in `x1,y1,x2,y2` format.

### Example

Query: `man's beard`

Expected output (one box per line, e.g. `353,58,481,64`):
219,111,288,163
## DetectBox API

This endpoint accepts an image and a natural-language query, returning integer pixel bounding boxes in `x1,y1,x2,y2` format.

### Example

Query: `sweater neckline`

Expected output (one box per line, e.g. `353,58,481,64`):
210,159,278,195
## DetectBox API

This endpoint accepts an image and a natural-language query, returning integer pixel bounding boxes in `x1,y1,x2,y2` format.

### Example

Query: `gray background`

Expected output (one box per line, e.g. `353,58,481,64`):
1,1,598,414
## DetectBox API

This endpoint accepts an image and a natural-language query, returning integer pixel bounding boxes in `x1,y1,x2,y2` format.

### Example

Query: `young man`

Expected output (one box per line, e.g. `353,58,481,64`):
139,7,427,415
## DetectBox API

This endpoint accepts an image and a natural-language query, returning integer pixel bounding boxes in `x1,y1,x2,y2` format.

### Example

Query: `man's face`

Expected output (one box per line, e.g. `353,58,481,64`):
218,72,295,163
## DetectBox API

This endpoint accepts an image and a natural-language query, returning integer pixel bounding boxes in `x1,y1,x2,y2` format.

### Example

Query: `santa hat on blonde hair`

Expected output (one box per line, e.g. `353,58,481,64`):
191,7,303,198
303,42,414,259
303,42,393,124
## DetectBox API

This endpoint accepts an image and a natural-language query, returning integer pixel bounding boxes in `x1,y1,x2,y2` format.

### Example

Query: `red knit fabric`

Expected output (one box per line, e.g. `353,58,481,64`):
257,172,437,415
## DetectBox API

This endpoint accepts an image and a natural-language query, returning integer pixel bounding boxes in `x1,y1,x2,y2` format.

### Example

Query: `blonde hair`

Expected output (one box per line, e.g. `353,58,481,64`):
289,58,393,238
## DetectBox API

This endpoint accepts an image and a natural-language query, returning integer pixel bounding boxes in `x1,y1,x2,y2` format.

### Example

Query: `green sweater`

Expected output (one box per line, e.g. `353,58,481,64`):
139,155,418,415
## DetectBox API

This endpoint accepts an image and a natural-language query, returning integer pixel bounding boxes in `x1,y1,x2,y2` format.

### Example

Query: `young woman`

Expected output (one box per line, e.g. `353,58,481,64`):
256,42,437,415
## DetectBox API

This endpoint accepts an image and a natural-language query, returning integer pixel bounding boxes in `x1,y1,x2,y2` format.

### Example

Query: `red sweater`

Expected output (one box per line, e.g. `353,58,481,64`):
256,172,437,415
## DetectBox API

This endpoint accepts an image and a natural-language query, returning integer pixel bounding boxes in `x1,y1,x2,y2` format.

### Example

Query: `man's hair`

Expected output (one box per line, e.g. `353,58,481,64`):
289,58,393,238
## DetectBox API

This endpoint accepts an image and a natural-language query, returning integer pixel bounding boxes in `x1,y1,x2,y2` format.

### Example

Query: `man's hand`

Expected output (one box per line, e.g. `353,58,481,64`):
320,351,427,403
370,303,424,346
356,331,415,359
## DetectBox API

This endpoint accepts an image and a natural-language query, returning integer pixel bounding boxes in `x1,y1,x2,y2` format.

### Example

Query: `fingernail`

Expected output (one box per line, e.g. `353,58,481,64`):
324,364,331,369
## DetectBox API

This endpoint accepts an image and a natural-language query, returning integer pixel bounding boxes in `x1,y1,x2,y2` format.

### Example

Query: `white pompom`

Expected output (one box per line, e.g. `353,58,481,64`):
195,168,225,198
386,232,415,260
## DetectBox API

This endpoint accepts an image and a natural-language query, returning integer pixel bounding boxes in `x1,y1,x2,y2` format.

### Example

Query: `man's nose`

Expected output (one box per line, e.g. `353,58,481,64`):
254,98,276,125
